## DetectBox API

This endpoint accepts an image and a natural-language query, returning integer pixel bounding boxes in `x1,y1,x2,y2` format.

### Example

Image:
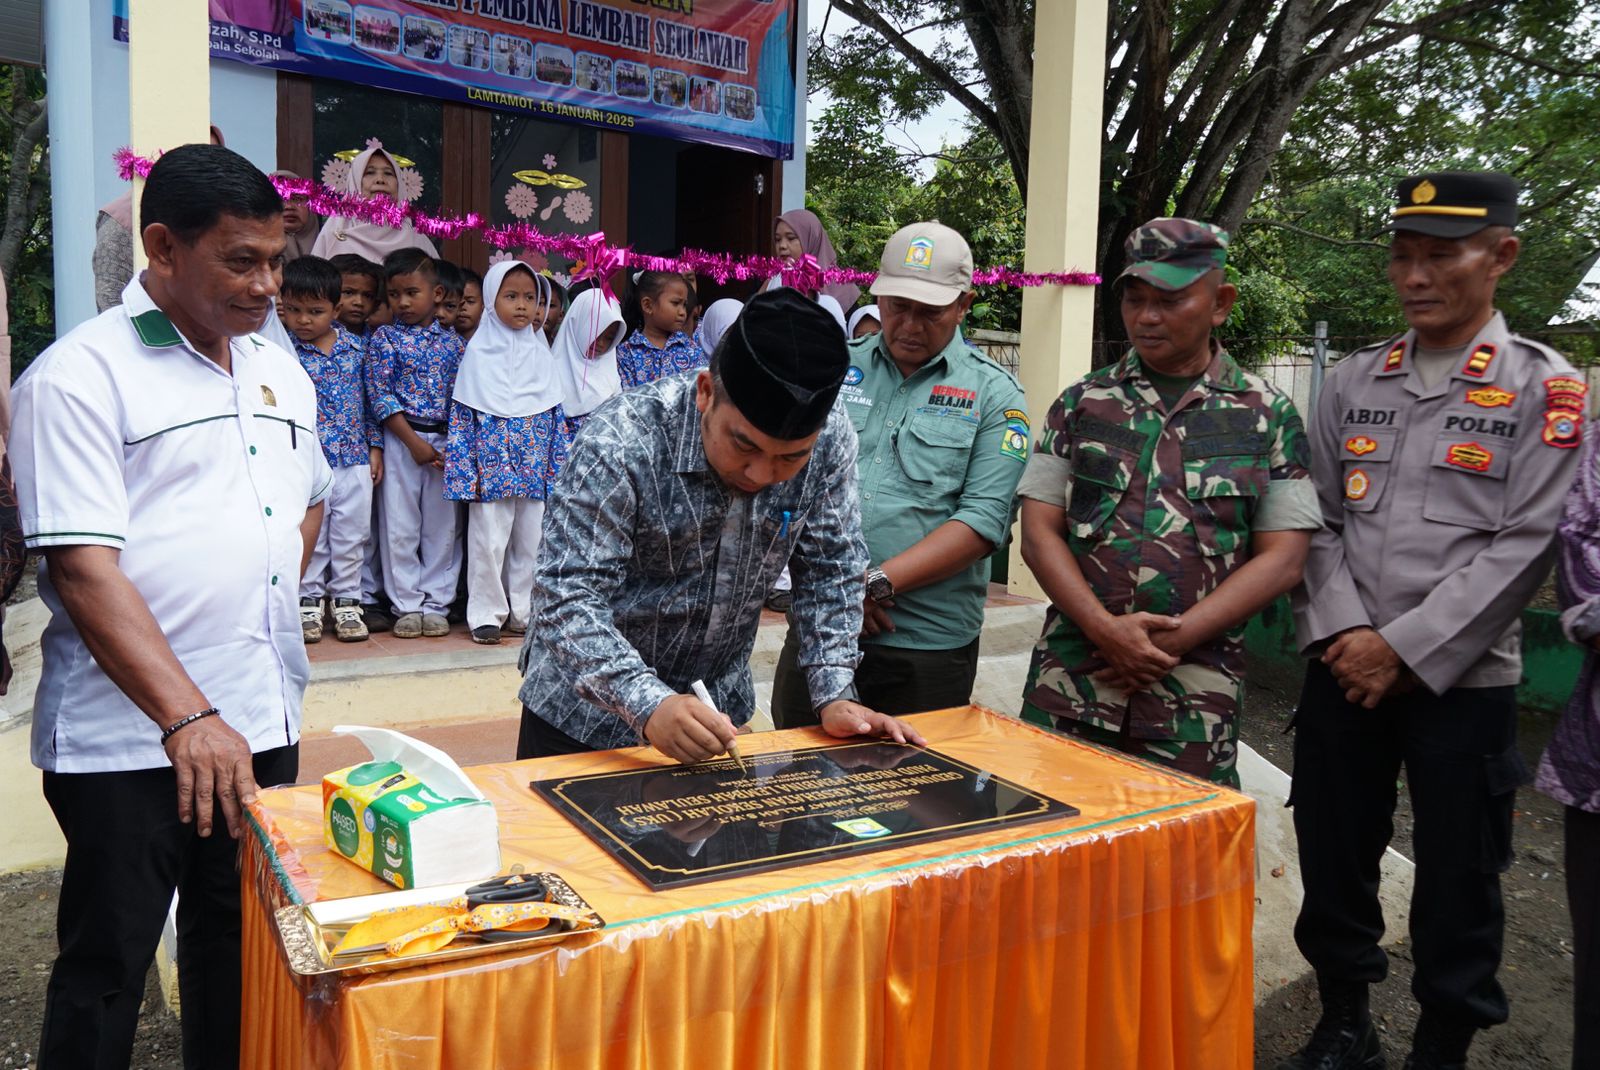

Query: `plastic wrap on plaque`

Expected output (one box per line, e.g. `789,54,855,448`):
531,741,1078,888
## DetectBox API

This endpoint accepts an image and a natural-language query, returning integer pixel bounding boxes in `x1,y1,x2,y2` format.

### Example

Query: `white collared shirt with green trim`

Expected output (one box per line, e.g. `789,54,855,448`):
12,278,332,773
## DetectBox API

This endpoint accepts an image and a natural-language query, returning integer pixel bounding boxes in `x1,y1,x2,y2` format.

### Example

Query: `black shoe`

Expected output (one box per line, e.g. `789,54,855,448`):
1276,979,1385,1070
471,625,502,645
763,589,793,613
1401,1011,1472,1070
362,602,394,633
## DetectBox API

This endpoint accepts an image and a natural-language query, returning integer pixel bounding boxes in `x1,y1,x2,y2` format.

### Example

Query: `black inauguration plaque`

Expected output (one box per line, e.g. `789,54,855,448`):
531,742,1078,890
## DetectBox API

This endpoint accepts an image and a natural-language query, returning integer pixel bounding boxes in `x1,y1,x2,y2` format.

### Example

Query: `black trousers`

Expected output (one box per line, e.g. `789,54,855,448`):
1568,805,1600,1069
517,706,597,758
1290,660,1524,1029
37,744,298,1070
770,625,981,728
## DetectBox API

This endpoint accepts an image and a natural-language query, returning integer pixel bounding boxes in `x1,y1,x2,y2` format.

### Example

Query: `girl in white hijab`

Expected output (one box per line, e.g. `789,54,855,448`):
694,297,744,356
552,286,625,437
443,261,565,644
310,145,439,262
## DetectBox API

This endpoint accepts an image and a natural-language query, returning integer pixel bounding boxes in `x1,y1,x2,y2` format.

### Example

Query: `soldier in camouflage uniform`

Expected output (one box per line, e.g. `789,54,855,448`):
1016,218,1321,788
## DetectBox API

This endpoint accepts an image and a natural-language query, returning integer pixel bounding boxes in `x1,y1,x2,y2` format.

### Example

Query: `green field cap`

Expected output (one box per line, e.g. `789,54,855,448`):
1117,217,1229,292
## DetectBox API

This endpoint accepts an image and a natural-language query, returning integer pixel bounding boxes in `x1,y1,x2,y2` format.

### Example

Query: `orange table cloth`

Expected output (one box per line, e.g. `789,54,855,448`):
240,708,1255,1069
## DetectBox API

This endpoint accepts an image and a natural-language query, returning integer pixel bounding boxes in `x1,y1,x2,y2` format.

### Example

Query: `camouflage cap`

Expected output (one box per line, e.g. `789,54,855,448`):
1116,218,1229,292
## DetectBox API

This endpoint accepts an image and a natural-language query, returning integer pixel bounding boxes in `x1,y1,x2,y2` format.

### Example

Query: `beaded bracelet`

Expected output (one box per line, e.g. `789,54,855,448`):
160,707,220,745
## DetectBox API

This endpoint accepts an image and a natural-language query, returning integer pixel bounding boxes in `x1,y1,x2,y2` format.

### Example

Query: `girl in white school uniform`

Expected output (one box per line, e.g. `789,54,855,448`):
444,262,567,645
553,285,626,439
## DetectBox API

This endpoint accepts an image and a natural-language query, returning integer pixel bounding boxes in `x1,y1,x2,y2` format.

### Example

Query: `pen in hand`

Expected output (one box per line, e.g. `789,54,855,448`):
689,679,746,775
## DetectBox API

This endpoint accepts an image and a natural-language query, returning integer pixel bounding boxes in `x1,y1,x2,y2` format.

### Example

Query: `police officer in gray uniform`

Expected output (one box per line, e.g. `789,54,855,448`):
1283,172,1584,1070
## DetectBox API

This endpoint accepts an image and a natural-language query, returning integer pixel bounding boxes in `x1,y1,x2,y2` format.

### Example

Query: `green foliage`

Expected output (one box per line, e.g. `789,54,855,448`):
808,0,1600,356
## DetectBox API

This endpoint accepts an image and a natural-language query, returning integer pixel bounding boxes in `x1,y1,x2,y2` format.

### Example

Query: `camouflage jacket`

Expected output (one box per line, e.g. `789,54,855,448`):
1020,345,1312,740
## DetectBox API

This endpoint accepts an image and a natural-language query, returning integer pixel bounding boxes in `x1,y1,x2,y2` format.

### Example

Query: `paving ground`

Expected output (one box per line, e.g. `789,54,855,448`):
0,596,1580,1068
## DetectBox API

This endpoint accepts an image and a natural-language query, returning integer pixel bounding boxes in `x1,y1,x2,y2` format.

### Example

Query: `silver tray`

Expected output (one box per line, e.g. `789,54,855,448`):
274,872,605,976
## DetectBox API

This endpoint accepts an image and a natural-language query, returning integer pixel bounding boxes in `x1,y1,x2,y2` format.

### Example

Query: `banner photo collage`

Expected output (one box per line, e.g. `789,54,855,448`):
113,0,798,159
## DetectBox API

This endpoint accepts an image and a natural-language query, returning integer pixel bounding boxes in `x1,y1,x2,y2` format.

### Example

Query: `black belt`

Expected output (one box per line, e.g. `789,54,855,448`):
404,416,447,434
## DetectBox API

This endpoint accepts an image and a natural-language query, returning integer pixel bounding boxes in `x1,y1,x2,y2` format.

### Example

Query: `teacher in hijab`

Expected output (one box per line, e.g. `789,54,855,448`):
515,287,925,763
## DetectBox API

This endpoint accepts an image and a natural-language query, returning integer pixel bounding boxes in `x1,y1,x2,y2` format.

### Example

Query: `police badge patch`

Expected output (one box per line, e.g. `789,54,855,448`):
1543,409,1582,449
1344,469,1371,501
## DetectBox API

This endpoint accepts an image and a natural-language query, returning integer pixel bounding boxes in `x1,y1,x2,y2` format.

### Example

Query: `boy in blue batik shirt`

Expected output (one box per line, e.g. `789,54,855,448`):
365,248,465,639
281,255,381,644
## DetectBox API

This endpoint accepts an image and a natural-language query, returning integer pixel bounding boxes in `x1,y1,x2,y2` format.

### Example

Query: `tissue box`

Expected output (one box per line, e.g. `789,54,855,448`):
322,727,500,890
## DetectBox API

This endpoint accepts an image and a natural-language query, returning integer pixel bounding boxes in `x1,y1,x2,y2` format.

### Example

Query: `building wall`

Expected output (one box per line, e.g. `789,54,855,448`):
46,0,279,333
47,0,804,333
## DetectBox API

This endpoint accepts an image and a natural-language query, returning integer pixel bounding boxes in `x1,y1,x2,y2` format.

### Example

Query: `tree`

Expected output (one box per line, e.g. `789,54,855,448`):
810,0,1600,346
0,63,51,371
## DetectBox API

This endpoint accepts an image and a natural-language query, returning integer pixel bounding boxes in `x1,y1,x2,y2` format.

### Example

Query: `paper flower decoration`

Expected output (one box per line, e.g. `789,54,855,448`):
488,250,514,265
563,190,593,226
398,168,424,203
321,157,351,191
366,137,384,150
543,153,558,169
519,250,551,273
504,183,539,219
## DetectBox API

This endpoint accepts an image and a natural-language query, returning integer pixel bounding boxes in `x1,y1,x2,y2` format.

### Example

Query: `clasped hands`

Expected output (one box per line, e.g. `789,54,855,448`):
1322,626,1415,708
1086,611,1186,692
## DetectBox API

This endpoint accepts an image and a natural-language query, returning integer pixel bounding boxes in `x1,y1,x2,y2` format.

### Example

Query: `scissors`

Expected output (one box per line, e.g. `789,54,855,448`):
331,873,594,959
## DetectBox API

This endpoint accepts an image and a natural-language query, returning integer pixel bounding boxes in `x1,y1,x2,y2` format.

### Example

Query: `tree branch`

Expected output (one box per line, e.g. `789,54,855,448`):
828,0,1001,135
1242,217,1388,248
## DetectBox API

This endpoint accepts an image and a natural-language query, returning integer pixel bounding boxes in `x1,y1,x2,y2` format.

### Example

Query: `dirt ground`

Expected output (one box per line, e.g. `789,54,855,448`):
1245,655,1577,1069
0,656,1579,1068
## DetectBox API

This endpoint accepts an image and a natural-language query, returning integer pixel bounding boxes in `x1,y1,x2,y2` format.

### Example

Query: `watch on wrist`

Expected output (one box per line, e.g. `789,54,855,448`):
865,567,895,604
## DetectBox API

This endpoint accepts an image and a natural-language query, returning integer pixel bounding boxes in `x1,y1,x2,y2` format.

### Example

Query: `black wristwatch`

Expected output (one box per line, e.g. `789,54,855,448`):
865,567,895,604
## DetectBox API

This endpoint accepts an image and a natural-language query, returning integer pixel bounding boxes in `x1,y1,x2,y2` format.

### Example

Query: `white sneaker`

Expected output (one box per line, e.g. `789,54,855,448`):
299,597,324,644
331,599,369,642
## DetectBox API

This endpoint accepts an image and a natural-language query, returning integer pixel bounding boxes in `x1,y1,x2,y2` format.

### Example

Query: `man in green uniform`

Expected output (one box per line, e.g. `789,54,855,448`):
772,221,1029,723
1016,218,1320,787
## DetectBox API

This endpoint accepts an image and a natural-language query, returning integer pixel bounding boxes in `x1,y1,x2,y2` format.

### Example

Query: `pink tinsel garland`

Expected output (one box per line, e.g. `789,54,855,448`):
114,147,1101,291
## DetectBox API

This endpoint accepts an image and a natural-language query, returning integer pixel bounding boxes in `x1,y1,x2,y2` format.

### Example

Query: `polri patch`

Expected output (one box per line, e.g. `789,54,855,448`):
1465,386,1515,408
1000,410,1030,462
1543,410,1582,449
1345,435,1378,456
260,385,278,407
1544,376,1587,413
1461,344,1496,379
1344,469,1371,501
1445,442,1493,472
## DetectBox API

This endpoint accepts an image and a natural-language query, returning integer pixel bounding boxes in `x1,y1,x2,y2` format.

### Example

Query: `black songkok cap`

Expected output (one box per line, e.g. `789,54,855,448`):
716,287,849,440
1384,171,1519,239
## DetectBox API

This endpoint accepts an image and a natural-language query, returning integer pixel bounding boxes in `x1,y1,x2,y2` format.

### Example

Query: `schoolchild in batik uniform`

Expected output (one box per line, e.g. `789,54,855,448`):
281,255,381,643
615,270,704,388
364,247,464,639
445,262,568,645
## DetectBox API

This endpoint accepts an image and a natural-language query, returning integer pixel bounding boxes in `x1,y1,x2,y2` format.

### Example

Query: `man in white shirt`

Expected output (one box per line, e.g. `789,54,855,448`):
11,144,329,1070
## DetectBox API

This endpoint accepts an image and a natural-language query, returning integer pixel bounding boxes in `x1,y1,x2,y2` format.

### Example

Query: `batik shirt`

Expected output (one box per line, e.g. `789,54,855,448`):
615,329,704,390
293,325,380,468
365,321,465,425
1017,345,1317,742
517,375,867,750
444,402,569,503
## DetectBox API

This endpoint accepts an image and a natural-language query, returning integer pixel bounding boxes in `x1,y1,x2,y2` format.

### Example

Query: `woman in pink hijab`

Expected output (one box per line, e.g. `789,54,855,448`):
768,208,860,310
310,145,438,262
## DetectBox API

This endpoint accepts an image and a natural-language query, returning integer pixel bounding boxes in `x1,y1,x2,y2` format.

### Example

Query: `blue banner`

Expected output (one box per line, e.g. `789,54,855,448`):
114,0,797,159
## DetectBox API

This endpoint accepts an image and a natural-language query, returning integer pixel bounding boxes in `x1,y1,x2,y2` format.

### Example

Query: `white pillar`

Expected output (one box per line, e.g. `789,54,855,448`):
127,0,212,266
780,0,809,211
1009,0,1107,599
